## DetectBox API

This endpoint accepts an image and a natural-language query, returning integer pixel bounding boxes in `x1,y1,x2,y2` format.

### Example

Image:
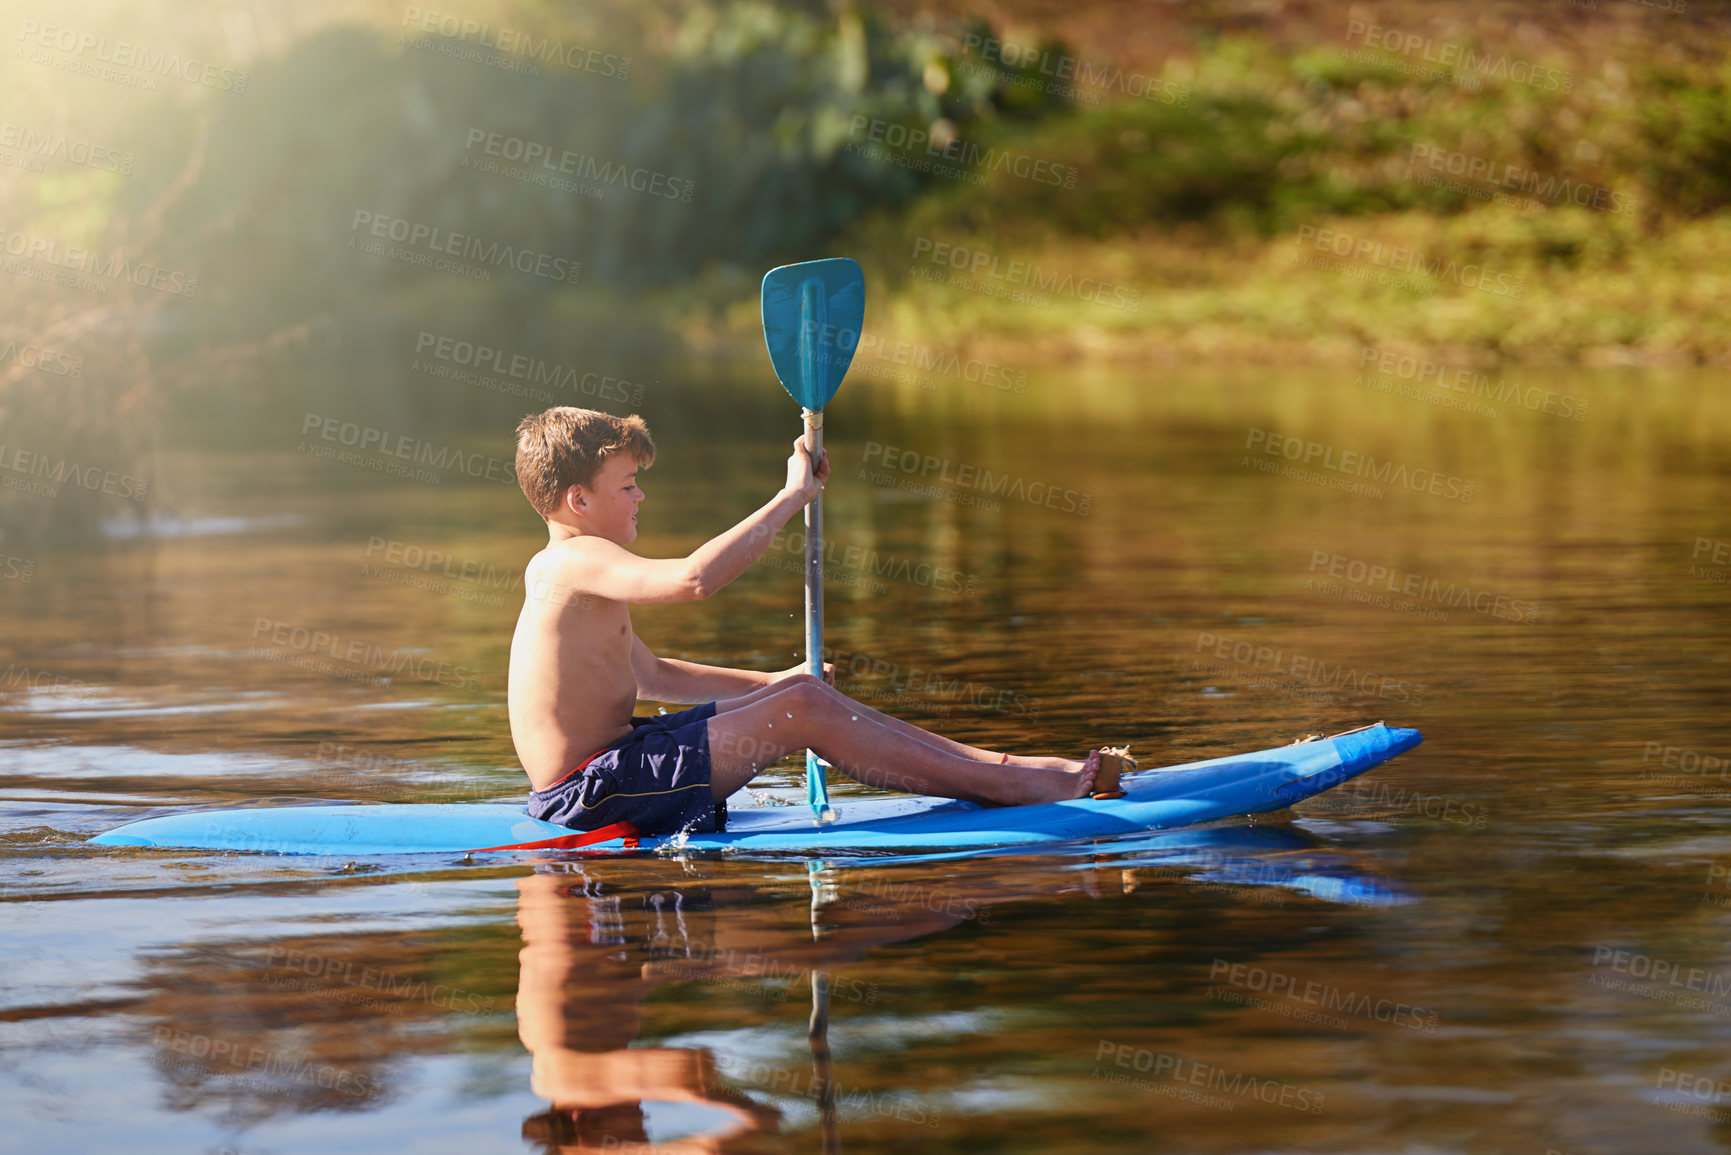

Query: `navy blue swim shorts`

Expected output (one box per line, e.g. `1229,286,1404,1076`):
527,702,724,836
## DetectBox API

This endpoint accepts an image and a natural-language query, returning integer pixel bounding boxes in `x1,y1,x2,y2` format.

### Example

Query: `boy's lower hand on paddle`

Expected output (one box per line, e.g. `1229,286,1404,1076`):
774,660,835,686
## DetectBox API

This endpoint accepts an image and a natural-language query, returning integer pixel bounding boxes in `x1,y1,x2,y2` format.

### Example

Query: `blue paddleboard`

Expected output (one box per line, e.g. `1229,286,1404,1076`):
90,724,1421,857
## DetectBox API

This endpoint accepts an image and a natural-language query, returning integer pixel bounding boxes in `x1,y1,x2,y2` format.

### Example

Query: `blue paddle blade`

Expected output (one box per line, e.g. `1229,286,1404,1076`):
761,258,864,410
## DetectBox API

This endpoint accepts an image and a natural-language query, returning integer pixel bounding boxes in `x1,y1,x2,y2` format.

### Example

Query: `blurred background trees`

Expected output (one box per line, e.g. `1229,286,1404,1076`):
3,0,1730,543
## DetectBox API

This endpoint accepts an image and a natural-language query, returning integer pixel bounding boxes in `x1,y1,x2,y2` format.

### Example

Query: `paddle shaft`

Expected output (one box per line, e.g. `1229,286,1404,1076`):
802,408,833,820
802,409,824,677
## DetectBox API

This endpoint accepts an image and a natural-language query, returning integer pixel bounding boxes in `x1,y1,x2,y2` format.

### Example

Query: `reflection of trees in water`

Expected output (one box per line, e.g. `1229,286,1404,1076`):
129,924,514,1129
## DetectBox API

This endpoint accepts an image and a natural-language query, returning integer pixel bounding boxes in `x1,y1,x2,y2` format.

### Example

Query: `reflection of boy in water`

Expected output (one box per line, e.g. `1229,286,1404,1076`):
515,870,774,1152
512,861,978,1152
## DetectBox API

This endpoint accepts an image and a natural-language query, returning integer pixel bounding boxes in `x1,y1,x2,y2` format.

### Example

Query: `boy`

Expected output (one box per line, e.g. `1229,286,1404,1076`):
508,406,1105,837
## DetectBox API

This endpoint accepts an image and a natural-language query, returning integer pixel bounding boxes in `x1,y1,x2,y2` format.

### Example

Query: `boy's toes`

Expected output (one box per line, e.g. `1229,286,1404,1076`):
1076,749,1100,798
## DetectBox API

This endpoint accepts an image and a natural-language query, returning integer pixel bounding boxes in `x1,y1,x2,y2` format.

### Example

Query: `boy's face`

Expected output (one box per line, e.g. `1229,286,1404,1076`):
567,453,644,543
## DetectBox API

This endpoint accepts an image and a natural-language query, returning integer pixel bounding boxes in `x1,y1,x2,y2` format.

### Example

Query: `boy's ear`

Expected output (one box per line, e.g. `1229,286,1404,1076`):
563,483,585,514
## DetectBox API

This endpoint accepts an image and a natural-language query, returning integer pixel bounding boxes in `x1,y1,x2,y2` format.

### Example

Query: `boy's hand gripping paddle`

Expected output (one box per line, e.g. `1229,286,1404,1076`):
761,258,864,825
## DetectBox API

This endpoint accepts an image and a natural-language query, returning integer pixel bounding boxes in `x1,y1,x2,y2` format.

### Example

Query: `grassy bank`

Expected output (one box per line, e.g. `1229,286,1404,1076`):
678,22,1731,365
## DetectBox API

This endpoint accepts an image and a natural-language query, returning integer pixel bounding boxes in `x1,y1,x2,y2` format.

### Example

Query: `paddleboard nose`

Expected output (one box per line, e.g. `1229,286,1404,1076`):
1383,726,1424,754
1328,724,1424,778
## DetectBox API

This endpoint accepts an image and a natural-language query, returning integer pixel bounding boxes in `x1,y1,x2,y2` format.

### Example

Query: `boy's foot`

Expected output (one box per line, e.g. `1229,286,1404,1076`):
1092,746,1134,800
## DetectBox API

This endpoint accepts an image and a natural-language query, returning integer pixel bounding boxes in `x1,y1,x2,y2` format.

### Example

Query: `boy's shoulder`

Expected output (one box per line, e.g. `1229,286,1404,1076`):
529,536,600,565
525,537,615,603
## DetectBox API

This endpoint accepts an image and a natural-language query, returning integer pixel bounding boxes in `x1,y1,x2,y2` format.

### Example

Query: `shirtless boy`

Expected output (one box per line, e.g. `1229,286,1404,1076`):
507,406,1103,837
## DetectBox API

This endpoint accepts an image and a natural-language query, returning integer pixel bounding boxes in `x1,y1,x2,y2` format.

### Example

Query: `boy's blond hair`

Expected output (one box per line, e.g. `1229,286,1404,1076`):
514,407,655,519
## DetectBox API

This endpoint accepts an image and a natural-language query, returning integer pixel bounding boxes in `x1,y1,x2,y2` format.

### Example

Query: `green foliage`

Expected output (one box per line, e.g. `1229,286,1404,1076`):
148,1,1067,309
1627,60,1731,216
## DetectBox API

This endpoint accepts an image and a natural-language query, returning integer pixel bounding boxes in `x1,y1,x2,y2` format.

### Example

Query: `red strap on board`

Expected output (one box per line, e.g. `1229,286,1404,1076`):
473,820,641,853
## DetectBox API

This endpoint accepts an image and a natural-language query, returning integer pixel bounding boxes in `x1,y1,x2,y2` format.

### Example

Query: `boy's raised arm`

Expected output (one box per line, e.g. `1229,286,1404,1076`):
557,440,827,605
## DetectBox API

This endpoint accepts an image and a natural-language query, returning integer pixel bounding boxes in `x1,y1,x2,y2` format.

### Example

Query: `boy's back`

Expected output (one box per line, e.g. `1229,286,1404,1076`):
508,538,639,791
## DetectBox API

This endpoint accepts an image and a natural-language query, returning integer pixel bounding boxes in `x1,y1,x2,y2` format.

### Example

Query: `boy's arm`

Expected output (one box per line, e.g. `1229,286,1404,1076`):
631,636,775,701
565,439,827,605
632,636,832,702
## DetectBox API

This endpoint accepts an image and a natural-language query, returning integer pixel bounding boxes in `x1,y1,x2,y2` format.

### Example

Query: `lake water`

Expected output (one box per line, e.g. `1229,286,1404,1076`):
3,359,1728,1153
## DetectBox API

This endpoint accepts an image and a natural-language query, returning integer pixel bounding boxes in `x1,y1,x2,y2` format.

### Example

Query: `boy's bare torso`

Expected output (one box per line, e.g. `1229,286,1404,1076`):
508,542,640,791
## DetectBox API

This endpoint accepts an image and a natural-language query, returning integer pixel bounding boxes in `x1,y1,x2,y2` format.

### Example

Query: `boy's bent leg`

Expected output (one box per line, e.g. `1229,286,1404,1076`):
710,678,805,713
732,675,1073,771
705,680,1094,807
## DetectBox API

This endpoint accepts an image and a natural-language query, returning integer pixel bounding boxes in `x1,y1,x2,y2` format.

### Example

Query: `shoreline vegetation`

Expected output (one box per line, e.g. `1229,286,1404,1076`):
4,0,1730,543
669,4,1731,367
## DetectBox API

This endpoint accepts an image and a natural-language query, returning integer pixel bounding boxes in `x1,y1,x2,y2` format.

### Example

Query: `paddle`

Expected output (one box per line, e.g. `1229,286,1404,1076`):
761,258,865,825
